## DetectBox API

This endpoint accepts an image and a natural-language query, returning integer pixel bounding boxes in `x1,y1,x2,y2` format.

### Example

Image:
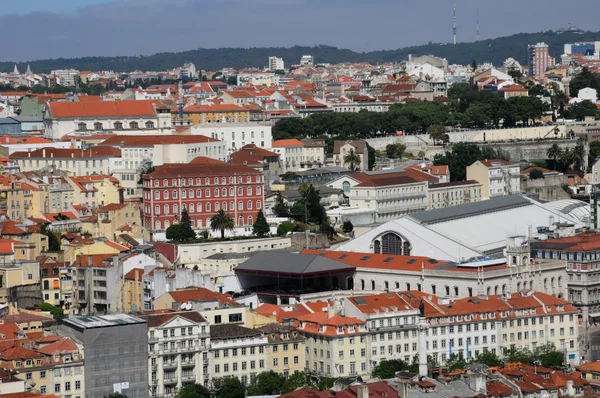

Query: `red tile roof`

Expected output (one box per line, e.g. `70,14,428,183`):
124,268,144,281
48,100,158,118
181,104,248,113
479,159,512,167
230,144,279,164
272,139,304,148
167,288,238,306
145,158,260,178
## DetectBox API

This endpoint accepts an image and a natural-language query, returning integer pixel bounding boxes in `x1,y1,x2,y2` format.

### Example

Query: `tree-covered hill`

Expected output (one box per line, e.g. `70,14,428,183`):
3,30,600,73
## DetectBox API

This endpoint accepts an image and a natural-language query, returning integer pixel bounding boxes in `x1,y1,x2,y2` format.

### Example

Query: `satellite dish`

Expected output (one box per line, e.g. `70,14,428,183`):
179,303,186,310
185,303,192,310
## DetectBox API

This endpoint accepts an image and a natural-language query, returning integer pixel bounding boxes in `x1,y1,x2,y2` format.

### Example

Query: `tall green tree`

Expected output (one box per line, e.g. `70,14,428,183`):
273,191,290,217
343,149,362,171
372,359,409,379
175,383,211,398
210,210,235,240
41,224,61,251
569,67,600,98
165,224,181,241
178,208,196,242
291,184,327,225
253,209,270,237
246,371,284,396
547,143,563,170
213,377,245,398
428,124,448,145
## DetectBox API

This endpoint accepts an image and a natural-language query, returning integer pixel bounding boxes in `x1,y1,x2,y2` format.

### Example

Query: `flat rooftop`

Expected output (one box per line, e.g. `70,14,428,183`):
61,314,146,330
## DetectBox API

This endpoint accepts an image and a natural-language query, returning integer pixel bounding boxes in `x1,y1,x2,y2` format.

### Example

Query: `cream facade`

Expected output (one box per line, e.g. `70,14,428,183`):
427,180,483,210
466,160,521,200
257,324,306,378
191,123,273,154
210,324,269,386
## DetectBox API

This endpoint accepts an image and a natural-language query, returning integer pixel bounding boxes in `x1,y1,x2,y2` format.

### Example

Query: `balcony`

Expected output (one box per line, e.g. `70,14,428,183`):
163,362,178,370
181,360,195,368
181,374,196,382
163,376,177,384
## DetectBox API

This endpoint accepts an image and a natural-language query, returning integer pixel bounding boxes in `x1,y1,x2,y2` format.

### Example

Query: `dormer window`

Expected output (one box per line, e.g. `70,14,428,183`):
64,355,71,362
129,122,139,130
74,353,79,360
54,354,60,362
114,122,123,130
26,359,32,366
94,122,103,131
15,361,21,367
337,326,344,333
145,121,155,129
36,359,41,365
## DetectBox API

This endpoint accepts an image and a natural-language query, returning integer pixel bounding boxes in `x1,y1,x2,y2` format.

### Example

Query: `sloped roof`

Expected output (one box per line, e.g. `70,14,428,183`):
48,100,157,118
235,252,355,275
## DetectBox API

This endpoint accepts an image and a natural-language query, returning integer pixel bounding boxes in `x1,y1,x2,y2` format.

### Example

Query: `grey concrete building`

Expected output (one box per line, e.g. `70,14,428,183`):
58,314,148,398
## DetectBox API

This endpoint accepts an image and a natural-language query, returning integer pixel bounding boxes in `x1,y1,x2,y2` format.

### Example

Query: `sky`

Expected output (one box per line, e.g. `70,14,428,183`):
1,0,598,62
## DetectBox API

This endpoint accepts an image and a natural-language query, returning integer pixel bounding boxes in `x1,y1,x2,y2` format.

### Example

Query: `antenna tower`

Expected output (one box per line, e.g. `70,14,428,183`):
453,4,457,45
476,9,480,41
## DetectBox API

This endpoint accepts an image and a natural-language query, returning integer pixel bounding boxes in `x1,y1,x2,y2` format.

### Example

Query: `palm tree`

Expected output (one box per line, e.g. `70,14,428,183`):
210,210,235,240
572,138,587,172
343,149,361,171
547,143,562,170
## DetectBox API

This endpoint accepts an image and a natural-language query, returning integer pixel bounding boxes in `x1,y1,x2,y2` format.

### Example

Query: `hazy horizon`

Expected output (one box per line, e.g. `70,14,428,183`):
1,0,598,62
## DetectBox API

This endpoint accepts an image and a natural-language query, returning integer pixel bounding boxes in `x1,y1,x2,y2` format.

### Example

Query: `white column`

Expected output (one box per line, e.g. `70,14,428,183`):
418,317,428,377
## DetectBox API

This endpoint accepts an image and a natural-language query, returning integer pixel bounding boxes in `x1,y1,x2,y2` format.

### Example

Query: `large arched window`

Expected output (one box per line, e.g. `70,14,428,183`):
342,181,351,193
381,233,403,255
373,232,411,255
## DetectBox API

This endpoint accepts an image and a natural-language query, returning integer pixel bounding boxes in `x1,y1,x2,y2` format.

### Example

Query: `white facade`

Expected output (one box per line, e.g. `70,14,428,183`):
51,69,79,86
428,181,483,210
466,160,520,200
268,57,285,71
271,144,304,173
578,87,598,103
146,313,211,397
13,150,120,176
0,140,76,155
191,123,273,154
300,55,314,67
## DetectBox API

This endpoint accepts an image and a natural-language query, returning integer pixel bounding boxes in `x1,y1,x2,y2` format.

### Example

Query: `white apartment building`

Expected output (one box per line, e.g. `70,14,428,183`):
51,69,80,87
99,135,227,197
191,123,272,154
10,147,122,176
271,139,305,173
43,100,172,140
268,57,285,71
466,159,520,200
427,180,483,210
141,311,211,397
210,324,269,386
328,169,437,223
300,138,327,168
300,55,314,67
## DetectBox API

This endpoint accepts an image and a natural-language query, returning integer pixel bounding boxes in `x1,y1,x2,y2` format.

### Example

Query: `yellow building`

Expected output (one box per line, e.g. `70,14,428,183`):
68,175,123,210
124,268,143,313
1,220,49,260
296,308,368,378
5,181,45,221
39,256,69,306
256,323,306,378
175,104,249,124
96,203,144,241
0,335,85,398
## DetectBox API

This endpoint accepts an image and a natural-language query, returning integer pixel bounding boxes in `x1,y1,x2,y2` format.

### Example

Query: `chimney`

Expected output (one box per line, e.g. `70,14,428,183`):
326,302,335,318
70,138,76,149
566,380,575,396
356,384,368,398
42,149,46,158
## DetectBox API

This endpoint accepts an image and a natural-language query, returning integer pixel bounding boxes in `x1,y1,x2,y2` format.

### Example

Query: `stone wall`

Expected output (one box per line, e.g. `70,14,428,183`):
481,139,583,165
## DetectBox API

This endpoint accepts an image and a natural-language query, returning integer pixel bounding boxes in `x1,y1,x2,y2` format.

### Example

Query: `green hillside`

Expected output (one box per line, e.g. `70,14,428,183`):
3,30,600,73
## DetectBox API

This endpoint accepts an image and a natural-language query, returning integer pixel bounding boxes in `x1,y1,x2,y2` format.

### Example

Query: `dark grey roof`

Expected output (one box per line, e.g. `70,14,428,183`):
0,118,19,125
210,324,262,340
235,252,355,274
207,248,297,260
10,116,43,123
296,167,349,176
266,187,341,201
409,194,531,225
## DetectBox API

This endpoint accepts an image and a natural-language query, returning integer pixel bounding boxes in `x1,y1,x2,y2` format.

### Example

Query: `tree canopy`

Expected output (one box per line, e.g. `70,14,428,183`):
372,359,410,379
291,184,327,225
175,384,211,398
213,377,245,398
